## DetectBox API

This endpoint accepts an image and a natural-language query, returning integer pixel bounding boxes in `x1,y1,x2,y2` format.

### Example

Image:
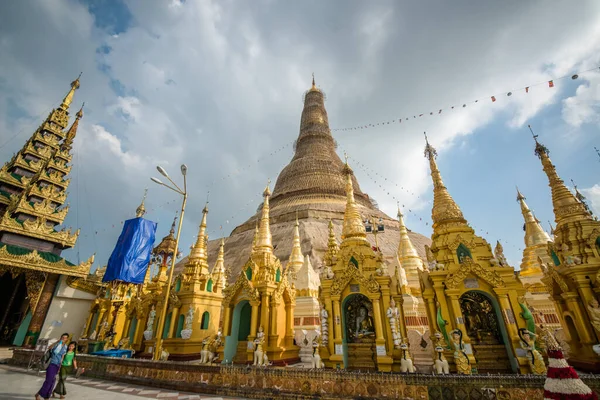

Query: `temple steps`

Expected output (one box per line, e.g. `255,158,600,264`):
472,344,512,373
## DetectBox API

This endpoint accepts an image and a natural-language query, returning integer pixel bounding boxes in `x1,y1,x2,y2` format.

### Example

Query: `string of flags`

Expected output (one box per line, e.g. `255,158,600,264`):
331,66,599,132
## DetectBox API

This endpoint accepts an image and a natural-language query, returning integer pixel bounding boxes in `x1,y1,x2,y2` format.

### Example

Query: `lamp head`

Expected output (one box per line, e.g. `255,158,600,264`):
157,165,169,177
180,164,187,176
151,177,163,185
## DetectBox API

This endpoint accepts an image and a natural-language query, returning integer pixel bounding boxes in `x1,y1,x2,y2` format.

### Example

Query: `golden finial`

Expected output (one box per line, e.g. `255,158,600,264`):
423,132,437,160
263,179,271,197
528,124,539,144
135,188,148,218
60,72,82,110
76,102,85,119
516,186,525,201
312,73,316,88
397,201,402,220
255,182,273,253
170,215,177,235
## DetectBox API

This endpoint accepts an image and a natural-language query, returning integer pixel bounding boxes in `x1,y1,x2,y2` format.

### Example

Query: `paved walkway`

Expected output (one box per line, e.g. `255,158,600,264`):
0,365,247,400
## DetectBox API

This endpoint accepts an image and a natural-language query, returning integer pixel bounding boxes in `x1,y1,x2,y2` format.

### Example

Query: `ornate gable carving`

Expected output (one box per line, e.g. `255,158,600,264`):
223,271,260,306
330,261,380,296
447,235,476,252
445,257,505,289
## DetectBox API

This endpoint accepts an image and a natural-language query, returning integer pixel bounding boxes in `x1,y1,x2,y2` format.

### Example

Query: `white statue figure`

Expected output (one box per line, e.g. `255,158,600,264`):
561,243,582,265
425,245,444,271
322,265,335,280
146,305,156,331
399,339,416,373
320,305,329,345
256,326,265,340
432,332,449,375
253,336,266,366
185,307,194,330
160,348,169,361
587,299,600,335
386,298,402,349
311,340,325,369
494,241,508,266
200,336,214,364
89,330,97,341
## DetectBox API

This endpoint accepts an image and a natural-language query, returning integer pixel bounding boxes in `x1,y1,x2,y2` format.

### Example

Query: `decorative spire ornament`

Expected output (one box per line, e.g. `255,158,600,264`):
254,181,273,253
135,188,148,218
60,72,82,110
530,125,592,226
341,159,367,241
423,132,466,227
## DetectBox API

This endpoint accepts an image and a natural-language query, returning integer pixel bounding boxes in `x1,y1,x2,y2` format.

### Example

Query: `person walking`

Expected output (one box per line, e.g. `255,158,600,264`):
53,341,78,399
35,333,69,400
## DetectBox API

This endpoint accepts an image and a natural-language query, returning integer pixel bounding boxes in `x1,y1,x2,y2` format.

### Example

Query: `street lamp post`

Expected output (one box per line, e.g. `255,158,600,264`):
150,164,188,361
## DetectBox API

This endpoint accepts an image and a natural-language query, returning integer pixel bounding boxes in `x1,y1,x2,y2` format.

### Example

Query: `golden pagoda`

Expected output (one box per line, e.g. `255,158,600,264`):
419,134,533,374
0,76,94,347
288,214,321,334
319,160,402,372
515,188,561,329
396,207,428,331
160,205,225,359
174,77,431,345
220,184,298,364
531,132,600,371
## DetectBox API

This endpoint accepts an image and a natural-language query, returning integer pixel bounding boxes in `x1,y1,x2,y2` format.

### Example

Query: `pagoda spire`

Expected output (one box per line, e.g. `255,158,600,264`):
211,238,227,291
517,187,551,248
324,220,339,267
61,103,84,152
517,188,552,276
423,133,466,228
341,157,367,242
268,76,373,210
530,125,591,226
60,73,82,111
254,182,273,253
188,204,209,268
135,189,148,218
0,77,85,250
396,205,423,287
287,212,303,276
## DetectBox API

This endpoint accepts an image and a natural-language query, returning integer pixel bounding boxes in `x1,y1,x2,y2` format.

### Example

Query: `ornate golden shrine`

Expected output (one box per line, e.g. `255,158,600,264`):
219,184,298,364
532,135,600,371
319,160,405,372
419,136,535,374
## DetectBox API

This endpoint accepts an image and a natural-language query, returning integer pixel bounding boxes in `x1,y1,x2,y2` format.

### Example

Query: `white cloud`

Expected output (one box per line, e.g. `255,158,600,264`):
581,184,600,215
88,124,145,169
562,73,600,127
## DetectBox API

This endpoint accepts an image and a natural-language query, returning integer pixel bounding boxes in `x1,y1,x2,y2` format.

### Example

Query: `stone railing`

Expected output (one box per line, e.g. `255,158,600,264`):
10,349,600,400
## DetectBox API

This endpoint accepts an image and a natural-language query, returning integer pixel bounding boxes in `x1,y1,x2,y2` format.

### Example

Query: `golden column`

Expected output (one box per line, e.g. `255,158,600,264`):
168,305,180,338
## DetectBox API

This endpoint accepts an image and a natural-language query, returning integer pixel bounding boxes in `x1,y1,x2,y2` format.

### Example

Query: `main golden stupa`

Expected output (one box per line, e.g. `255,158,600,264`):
181,77,431,286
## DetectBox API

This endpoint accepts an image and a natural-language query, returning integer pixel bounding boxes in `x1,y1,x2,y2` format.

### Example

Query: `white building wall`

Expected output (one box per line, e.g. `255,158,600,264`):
40,276,96,341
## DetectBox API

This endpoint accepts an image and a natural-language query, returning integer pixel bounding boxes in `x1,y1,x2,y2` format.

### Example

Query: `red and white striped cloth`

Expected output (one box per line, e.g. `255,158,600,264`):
544,349,597,400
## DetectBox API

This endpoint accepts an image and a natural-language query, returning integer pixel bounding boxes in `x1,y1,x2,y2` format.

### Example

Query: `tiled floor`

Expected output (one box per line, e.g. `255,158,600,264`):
0,365,248,400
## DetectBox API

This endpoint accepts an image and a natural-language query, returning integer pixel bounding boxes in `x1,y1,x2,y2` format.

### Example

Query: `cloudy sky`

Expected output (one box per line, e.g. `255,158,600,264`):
1,0,599,270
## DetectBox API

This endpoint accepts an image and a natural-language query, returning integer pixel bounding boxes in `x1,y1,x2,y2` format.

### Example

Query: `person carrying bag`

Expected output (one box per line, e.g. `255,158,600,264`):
35,333,69,400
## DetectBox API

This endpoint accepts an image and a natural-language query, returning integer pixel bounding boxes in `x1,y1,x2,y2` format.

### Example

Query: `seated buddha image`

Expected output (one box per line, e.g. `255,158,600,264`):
355,306,375,340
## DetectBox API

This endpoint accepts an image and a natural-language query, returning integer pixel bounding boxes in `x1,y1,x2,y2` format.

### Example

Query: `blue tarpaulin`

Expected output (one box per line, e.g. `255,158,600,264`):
103,217,157,284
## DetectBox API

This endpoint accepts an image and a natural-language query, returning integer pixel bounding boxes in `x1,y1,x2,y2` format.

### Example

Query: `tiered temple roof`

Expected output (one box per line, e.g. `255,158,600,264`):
0,76,93,277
